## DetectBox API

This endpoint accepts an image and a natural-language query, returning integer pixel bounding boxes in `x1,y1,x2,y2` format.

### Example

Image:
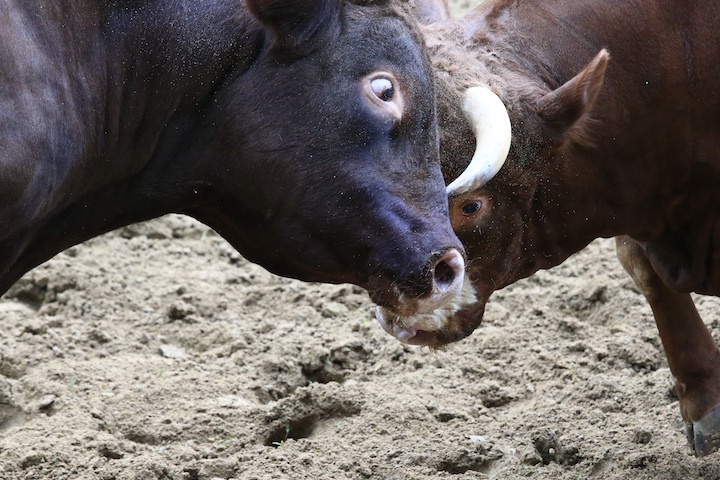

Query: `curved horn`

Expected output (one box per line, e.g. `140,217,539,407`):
446,87,512,197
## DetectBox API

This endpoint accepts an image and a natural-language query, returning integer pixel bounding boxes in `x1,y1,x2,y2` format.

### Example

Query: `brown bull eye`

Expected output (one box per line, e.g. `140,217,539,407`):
370,78,394,101
461,201,481,215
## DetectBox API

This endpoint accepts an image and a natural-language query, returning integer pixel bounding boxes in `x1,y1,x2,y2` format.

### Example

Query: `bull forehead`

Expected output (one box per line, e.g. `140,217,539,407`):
337,4,433,84
237,9,437,156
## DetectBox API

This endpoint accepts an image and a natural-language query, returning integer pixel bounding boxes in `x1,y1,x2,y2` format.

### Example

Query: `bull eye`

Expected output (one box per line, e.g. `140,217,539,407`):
370,77,395,101
461,201,482,215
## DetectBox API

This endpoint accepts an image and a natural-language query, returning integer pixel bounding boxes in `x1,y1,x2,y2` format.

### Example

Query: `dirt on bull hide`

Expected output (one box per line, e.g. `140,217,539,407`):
3,3,720,479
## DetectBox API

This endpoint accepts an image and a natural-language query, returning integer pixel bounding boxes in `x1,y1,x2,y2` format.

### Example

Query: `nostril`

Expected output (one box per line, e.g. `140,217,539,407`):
433,249,464,292
435,260,455,288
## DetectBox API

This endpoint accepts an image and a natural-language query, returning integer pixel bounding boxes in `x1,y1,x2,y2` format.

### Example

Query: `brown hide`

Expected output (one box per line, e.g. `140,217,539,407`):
427,0,720,300
420,0,720,453
410,0,450,23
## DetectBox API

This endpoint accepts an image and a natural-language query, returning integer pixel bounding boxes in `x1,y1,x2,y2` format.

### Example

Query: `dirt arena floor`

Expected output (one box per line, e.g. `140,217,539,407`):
2,2,720,479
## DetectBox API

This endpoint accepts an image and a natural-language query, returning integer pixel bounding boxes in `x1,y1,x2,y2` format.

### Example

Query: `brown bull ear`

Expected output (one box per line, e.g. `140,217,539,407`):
411,0,451,24
537,49,609,139
246,0,340,55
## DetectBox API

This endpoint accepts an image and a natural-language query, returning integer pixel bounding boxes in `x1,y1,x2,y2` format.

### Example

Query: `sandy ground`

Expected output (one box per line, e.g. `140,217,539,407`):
3,2,720,479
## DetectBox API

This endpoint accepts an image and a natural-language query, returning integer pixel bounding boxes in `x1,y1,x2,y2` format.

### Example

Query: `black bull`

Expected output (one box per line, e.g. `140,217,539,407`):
0,0,467,317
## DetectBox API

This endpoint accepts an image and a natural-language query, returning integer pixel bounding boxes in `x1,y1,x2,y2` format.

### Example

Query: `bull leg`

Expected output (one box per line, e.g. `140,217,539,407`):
615,235,720,456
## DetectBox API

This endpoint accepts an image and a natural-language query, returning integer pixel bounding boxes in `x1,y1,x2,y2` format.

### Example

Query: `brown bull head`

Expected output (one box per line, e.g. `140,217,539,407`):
377,48,609,347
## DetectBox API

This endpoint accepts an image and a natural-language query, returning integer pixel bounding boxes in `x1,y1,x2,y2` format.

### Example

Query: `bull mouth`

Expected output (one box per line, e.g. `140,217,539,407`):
375,277,488,347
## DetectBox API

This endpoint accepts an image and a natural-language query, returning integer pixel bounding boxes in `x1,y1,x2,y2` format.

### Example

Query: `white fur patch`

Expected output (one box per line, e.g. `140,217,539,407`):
376,275,477,342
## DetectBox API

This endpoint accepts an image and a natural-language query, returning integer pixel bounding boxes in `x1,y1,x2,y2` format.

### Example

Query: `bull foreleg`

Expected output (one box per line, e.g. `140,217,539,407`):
616,235,720,456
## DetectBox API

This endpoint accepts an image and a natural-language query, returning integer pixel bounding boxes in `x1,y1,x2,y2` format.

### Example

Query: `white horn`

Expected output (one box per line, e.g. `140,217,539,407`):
446,86,512,197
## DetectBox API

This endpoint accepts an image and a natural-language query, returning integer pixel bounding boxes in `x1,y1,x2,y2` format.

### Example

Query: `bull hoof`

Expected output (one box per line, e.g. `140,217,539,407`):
685,404,720,456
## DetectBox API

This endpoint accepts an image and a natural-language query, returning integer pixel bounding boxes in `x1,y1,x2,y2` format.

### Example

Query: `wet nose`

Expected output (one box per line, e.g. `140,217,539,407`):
434,248,464,292
416,248,465,314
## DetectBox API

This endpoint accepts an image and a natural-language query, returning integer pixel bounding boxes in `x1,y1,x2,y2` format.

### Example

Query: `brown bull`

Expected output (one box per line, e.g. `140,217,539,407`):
381,0,720,455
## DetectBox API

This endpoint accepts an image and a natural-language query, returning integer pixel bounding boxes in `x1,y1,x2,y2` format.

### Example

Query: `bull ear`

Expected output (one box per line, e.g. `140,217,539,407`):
411,0,451,24
246,0,340,54
537,49,609,136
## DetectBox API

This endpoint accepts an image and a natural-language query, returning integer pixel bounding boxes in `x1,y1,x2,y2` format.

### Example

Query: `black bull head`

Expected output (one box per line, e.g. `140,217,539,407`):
0,0,466,319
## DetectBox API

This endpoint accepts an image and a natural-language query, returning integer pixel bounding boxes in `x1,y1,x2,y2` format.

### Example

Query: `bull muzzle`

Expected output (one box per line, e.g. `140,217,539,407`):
370,247,466,316
415,248,466,313
375,275,478,346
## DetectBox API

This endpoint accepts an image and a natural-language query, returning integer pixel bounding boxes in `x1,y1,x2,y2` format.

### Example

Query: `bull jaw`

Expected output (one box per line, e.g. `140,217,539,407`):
375,277,478,346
